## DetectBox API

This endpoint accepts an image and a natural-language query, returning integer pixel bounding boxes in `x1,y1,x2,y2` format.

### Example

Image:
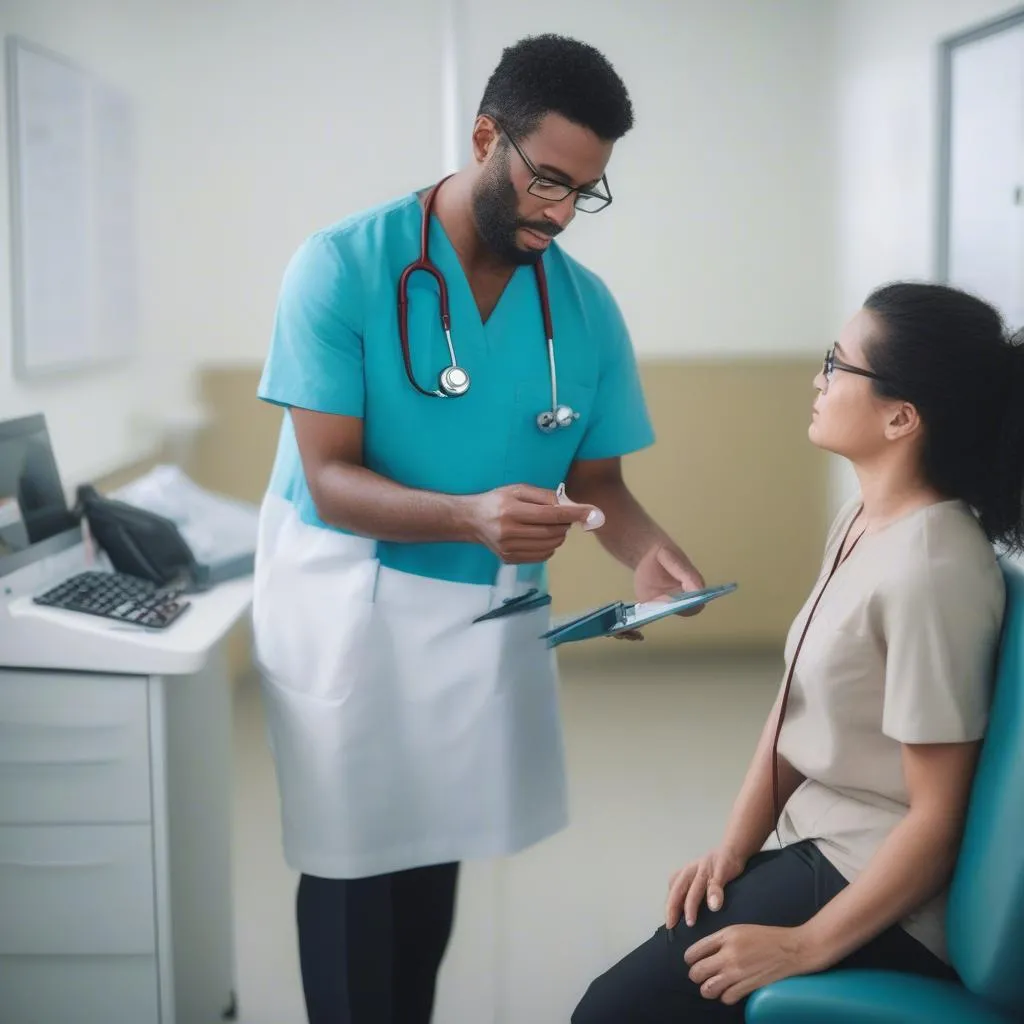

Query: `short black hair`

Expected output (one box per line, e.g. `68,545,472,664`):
864,282,1024,554
477,34,634,142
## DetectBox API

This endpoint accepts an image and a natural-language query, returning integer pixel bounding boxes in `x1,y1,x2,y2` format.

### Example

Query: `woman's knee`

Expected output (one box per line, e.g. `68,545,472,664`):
571,973,625,1024
571,927,685,1023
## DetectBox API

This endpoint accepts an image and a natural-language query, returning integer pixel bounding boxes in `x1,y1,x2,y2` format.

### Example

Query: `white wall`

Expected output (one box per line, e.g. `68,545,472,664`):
828,0,1021,511
1,0,840,487
8,0,1012,502
0,1,185,485
0,0,442,485
455,0,837,359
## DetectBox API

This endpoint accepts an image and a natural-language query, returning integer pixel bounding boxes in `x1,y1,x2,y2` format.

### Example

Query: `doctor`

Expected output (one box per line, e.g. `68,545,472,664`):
253,33,704,1024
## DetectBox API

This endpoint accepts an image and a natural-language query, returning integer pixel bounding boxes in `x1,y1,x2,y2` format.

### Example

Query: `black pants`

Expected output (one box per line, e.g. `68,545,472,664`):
572,841,957,1023
296,862,459,1024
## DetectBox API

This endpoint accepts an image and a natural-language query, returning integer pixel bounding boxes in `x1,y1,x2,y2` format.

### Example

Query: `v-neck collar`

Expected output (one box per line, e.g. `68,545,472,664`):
425,205,536,331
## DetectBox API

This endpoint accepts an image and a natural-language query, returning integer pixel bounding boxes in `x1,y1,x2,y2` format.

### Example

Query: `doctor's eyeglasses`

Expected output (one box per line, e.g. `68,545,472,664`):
821,344,887,393
495,120,613,213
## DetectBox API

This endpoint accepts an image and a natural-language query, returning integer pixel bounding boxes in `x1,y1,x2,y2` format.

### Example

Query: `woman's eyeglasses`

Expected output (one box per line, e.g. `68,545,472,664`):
822,344,887,393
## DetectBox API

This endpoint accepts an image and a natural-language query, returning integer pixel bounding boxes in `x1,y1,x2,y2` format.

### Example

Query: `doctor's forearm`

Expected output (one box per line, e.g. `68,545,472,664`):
572,478,671,569
310,461,478,544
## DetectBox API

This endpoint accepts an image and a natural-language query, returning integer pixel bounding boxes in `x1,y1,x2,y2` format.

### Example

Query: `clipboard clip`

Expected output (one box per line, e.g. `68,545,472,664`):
472,587,553,624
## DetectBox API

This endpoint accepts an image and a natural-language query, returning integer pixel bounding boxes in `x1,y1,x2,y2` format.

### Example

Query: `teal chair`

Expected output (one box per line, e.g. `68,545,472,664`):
746,559,1024,1024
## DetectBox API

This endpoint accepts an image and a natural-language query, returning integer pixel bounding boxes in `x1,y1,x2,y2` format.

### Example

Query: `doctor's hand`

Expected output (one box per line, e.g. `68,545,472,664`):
469,485,597,565
634,544,706,607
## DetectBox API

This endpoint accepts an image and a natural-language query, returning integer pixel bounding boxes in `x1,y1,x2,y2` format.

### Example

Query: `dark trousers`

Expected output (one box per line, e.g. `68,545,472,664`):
296,862,459,1024
572,841,957,1023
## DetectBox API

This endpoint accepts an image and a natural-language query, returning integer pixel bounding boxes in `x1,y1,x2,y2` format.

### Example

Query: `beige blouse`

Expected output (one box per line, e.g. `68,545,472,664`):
773,497,1005,962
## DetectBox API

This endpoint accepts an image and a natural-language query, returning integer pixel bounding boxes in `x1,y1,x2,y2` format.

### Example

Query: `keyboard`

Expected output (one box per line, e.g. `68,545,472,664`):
34,571,190,629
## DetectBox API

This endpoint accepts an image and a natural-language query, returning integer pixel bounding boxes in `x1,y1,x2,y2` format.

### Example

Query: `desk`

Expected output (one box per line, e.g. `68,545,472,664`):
0,544,252,1024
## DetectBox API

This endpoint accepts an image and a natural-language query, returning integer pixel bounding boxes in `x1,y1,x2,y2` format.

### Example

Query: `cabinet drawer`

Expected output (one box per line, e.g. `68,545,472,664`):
0,672,151,824
0,955,159,1024
0,825,156,955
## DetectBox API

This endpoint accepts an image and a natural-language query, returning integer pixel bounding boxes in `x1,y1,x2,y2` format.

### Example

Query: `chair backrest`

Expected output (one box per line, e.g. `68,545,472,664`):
946,558,1024,1014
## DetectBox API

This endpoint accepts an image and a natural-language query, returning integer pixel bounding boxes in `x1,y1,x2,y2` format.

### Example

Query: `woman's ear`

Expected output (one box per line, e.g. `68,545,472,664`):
884,401,922,442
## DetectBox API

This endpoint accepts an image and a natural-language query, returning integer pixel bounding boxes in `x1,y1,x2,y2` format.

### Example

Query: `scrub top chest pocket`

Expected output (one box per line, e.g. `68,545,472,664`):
504,376,595,487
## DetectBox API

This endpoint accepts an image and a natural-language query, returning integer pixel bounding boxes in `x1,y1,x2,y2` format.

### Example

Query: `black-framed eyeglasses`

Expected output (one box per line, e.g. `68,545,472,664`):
822,343,886,392
494,119,613,213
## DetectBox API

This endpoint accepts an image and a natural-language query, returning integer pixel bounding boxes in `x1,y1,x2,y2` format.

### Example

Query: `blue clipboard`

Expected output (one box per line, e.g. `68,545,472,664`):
539,583,738,648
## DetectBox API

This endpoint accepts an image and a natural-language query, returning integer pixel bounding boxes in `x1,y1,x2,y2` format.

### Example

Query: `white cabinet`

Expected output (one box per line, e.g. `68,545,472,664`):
0,825,156,954
0,957,161,1024
0,649,237,1024
0,673,151,825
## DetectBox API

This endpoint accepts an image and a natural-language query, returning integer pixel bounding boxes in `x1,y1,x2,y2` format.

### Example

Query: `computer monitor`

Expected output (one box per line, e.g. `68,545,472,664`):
0,414,79,577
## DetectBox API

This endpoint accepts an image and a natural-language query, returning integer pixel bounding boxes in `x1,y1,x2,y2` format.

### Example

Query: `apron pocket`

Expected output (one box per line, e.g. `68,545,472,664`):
254,535,380,703
494,602,558,699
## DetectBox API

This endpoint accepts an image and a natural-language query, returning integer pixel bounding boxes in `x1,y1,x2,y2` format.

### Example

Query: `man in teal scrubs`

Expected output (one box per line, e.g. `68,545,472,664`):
253,33,704,1024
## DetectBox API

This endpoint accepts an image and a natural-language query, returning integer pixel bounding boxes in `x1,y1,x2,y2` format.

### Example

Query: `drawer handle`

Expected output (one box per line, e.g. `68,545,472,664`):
0,859,112,869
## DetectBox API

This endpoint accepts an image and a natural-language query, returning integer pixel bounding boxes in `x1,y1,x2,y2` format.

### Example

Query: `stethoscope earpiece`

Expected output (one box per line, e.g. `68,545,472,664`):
400,177,578,434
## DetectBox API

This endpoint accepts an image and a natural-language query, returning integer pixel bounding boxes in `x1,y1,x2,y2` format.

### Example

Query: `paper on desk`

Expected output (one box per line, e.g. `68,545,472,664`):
112,465,258,564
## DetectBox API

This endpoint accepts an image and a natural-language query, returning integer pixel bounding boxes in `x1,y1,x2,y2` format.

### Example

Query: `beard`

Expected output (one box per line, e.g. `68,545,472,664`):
470,147,561,266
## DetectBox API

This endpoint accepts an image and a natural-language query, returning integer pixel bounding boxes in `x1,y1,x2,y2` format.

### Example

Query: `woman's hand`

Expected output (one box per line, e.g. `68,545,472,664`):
666,848,747,930
684,924,815,1005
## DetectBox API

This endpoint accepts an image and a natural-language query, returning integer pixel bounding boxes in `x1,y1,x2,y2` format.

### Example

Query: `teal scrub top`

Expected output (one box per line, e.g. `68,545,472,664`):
258,191,655,587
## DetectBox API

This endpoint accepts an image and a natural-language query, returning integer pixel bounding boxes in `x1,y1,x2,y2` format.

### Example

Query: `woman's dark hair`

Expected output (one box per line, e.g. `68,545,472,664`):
864,282,1024,554
477,34,634,142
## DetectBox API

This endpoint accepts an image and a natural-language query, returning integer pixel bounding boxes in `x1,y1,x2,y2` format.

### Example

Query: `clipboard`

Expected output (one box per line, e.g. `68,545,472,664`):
539,583,738,648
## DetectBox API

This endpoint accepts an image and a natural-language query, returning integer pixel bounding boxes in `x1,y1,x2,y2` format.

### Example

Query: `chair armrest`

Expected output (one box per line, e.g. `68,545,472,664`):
745,971,1014,1024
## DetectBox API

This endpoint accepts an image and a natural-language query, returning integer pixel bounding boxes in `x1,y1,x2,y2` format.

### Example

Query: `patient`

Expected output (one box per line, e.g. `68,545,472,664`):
573,283,1024,1022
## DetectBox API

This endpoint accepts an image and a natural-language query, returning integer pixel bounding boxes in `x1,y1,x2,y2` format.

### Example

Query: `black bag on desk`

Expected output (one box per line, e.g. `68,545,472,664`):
75,484,254,591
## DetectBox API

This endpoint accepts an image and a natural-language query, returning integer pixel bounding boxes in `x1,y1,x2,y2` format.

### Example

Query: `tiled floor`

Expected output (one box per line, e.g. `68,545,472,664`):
230,651,780,1024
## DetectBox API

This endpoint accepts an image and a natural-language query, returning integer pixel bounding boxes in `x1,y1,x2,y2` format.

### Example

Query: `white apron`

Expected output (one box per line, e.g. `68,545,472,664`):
251,494,569,879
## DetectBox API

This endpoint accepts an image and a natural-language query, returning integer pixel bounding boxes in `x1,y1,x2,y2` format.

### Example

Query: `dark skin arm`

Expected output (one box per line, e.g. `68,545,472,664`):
566,457,705,596
289,408,592,562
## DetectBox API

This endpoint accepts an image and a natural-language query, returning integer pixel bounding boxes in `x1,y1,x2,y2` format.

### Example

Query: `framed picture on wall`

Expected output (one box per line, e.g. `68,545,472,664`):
5,35,139,380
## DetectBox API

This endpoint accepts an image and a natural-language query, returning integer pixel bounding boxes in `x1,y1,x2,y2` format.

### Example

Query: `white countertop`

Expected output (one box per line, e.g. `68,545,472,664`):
2,576,253,676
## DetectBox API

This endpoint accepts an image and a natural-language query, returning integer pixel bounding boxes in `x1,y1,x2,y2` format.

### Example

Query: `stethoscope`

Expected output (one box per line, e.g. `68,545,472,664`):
397,177,579,433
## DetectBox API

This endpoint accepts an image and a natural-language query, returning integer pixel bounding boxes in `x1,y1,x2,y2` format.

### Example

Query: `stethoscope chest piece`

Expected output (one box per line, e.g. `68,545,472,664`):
439,365,470,397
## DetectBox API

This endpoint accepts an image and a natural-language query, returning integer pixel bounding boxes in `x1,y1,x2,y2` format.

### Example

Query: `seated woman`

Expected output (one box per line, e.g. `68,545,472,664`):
572,282,1024,1023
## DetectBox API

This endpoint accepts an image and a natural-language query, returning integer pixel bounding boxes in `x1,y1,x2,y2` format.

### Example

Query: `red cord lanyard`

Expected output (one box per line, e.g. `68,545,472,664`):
770,507,866,840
